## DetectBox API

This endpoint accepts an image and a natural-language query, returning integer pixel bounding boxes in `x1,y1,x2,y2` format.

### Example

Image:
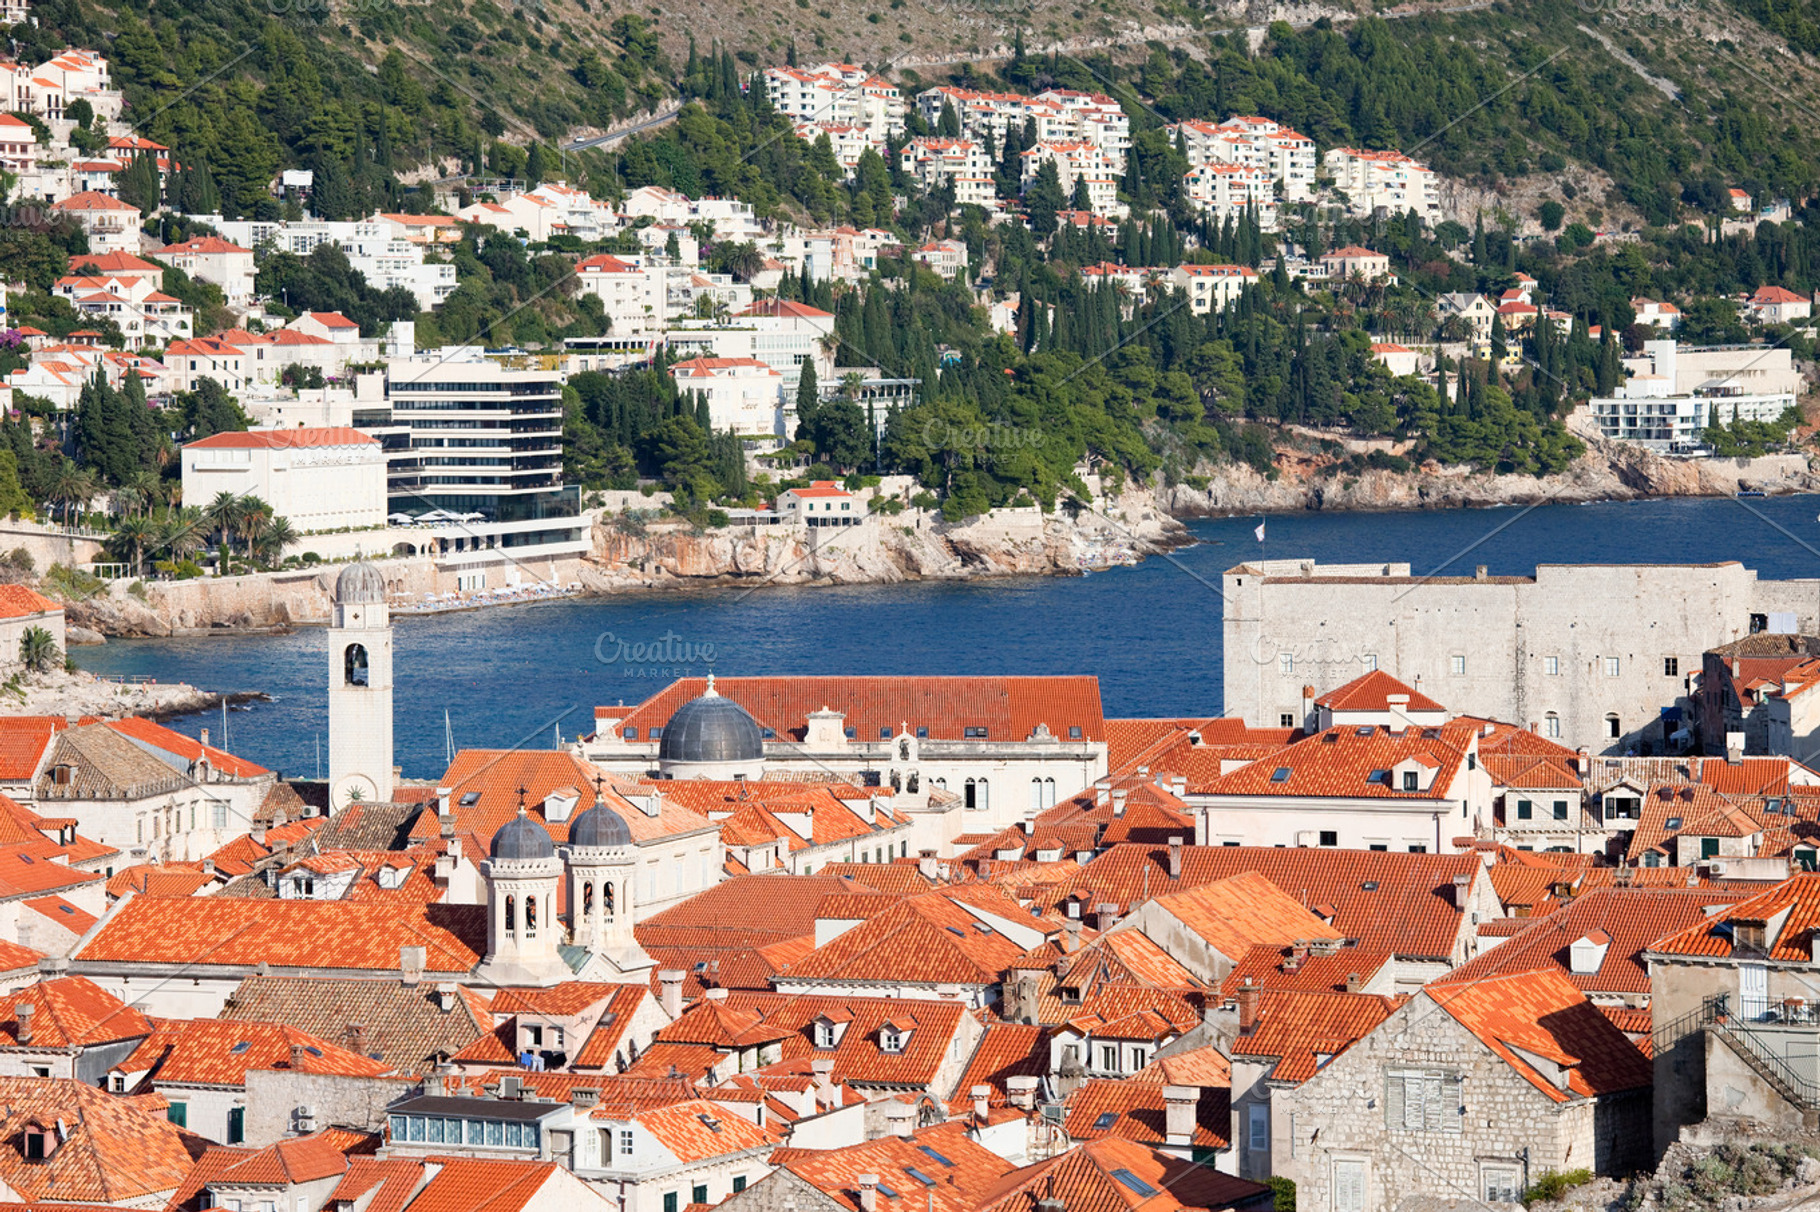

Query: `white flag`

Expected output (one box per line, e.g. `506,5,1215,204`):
1254,520,1266,542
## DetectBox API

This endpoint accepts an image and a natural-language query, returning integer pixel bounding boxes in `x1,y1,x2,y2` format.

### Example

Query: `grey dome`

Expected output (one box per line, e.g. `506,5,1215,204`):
491,812,556,860
569,802,633,847
335,561,387,604
659,687,764,765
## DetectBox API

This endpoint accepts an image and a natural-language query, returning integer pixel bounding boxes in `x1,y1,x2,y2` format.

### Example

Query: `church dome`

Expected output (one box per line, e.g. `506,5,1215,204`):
658,683,764,766
491,812,556,861
335,561,387,605
568,802,634,848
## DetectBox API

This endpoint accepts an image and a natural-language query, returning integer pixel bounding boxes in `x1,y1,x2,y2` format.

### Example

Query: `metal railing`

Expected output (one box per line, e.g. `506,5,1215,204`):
1654,992,1820,1108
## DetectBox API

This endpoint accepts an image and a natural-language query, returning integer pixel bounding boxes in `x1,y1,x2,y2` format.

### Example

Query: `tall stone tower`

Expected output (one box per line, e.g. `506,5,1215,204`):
328,560,394,809
477,807,572,988
565,789,654,981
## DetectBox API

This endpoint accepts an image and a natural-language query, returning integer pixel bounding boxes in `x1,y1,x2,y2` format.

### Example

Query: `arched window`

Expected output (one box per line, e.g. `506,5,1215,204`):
899,739,910,760
504,894,516,933
1544,713,1561,738
525,895,538,934
582,882,594,917
604,882,615,919
1044,777,1056,809
344,643,369,686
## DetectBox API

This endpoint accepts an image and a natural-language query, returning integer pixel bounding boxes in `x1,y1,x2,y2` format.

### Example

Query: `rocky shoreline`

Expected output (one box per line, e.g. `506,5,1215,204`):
49,441,1820,643
4,666,269,722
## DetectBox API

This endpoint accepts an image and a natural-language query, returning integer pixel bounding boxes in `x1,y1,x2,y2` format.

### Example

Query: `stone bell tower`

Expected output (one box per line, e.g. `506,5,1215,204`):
327,560,393,808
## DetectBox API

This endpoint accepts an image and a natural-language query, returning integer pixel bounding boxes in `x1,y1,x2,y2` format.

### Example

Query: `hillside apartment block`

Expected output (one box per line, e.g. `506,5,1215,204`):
1222,559,1820,756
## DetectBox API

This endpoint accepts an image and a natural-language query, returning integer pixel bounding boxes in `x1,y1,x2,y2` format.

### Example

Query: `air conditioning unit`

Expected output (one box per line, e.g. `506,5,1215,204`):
295,1105,318,1119
1707,861,1728,875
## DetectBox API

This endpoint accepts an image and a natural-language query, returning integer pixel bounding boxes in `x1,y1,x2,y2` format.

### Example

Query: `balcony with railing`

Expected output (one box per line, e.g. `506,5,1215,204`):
1659,993,1820,1110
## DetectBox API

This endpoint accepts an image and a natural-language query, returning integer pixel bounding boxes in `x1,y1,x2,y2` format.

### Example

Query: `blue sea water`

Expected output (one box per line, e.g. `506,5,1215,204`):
72,495,1820,780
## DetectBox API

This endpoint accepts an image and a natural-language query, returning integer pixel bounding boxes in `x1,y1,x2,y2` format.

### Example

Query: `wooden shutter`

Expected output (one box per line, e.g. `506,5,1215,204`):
1441,1074,1463,1132
1334,1160,1365,1212
1384,1072,1405,1129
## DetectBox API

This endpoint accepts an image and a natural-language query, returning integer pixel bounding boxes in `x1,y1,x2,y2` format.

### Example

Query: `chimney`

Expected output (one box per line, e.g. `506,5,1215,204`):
1576,746,1590,775
1096,902,1120,931
1094,779,1111,806
437,786,452,816
1451,872,1471,908
882,1100,915,1138
345,1022,365,1055
202,858,215,875
1301,684,1314,723
1732,657,1742,678
1167,836,1184,879
705,988,729,1002
918,849,939,880
1163,1085,1196,1148
1006,1075,1039,1111
858,1175,880,1212
424,1066,449,1098
252,822,267,846
400,944,426,986
15,1002,33,1045
1726,732,1745,765
1236,978,1260,1037
1061,919,1082,952
971,1084,991,1122
435,983,459,1013
1111,789,1128,817
1170,775,1187,798
812,1056,837,1108
1474,564,1487,581
200,727,210,747
658,970,685,1019
290,1043,307,1068
1346,972,1361,994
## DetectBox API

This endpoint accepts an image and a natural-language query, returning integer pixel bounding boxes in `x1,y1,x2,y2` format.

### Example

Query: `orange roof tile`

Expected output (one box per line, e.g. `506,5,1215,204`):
1227,989,1395,1082
0,1076,195,1202
0,976,151,1048
1429,968,1651,1100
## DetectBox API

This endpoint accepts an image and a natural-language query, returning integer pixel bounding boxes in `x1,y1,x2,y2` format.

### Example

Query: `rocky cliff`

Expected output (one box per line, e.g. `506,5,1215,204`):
1159,437,1817,516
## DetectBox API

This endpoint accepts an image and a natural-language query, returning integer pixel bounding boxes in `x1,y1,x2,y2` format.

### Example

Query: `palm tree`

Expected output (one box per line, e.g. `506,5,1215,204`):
125,471,161,517
50,461,91,527
18,626,58,674
255,516,298,566
205,491,244,566
155,509,207,569
234,496,274,565
113,513,154,577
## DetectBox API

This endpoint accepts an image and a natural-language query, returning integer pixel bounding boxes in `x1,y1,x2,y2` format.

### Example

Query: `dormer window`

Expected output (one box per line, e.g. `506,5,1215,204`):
20,1121,50,1161
880,1026,909,1053
813,1015,849,1049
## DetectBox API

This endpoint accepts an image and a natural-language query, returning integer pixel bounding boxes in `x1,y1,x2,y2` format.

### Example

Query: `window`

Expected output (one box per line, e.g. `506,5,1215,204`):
1408,844,1427,853
665,1194,679,1212
1280,713,1295,728
1664,656,1679,677
1450,655,1465,676
733,1177,747,1194
620,1130,634,1157
1606,715,1621,739
1606,657,1621,678
167,1103,188,1128
963,726,988,738
1798,849,1817,872
1068,726,1082,739
1483,1167,1522,1204
1516,799,1532,820
344,643,369,686
1401,772,1418,792
1100,1044,1119,1071
1702,837,1721,859
1384,1070,1460,1132
694,1186,709,1204
1545,714,1561,738
1318,831,1338,847
228,1106,245,1144
1553,800,1569,821
1544,656,1560,676
213,802,228,829
1271,767,1292,783
1333,1160,1366,1212
1247,1103,1268,1152
1278,652,1294,675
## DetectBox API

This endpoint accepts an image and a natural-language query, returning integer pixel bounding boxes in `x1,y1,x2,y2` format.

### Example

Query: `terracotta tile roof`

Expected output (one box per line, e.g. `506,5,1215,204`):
1315,670,1445,714
1149,872,1341,960
393,1157,565,1212
814,862,936,895
654,992,968,1088
630,1098,776,1161
651,780,903,852
210,1132,354,1185
1428,968,1651,1101
1064,1079,1230,1149
20,894,87,935
945,1022,1048,1111
0,1076,196,1203
0,718,65,781
978,1136,1268,1212
624,1040,724,1082
0,587,58,623
1434,887,1751,996
608,676,1106,743
0,976,151,1048
133,1017,393,1086
105,863,213,899
783,886,1041,986
75,897,485,975
325,1156,425,1212
184,426,377,451
1649,872,1820,960
1226,989,1396,1083
1201,720,1480,801
216,975,490,1075
777,1127,1014,1212
1132,1043,1232,1087
411,750,710,854
445,1071,695,1116
1625,784,1767,860
1043,844,1478,964
0,845,103,898
637,872,879,956
35,724,195,801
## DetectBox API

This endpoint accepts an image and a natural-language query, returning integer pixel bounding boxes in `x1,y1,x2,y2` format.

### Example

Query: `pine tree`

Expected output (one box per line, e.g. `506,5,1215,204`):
118,153,160,215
